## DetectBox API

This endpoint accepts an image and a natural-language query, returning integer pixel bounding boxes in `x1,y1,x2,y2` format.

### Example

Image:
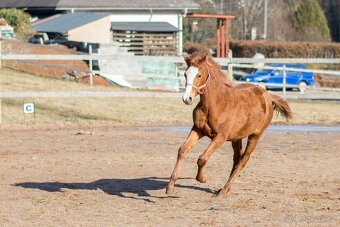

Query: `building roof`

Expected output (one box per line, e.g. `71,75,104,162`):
0,0,60,8
112,22,179,32
0,0,199,10
32,13,110,33
57,0,199,9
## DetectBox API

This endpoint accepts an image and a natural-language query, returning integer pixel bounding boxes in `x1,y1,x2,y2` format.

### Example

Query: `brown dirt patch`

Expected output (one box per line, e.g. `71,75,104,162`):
0,125,339,226
2,40,90,78
79,75,113,87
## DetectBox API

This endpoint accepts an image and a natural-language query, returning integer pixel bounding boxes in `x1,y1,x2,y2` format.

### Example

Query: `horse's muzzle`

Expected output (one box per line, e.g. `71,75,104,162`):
182,95,193,105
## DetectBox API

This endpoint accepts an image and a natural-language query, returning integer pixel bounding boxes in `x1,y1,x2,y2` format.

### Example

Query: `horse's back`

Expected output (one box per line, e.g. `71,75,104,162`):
234,83,265,94
232,83,271,106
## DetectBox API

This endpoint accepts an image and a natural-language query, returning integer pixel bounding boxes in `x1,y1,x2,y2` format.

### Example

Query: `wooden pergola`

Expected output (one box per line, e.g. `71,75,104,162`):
186,14,235,58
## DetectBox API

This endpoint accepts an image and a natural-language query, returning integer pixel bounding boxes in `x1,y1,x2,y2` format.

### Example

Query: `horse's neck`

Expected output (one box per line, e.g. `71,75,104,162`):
200,70,232,111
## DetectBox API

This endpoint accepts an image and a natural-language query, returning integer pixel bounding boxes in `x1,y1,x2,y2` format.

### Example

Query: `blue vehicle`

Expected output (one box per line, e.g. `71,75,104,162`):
241,64,314,92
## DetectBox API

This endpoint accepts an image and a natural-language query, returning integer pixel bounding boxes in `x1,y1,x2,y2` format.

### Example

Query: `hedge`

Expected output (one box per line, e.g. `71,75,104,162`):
229,40,340,58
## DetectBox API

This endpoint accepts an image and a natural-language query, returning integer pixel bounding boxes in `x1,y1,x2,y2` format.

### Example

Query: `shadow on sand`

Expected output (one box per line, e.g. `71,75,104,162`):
14,177,214,202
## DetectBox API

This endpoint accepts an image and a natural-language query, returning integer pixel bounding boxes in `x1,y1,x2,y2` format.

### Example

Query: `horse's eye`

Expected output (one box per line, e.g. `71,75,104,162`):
197,74,202,78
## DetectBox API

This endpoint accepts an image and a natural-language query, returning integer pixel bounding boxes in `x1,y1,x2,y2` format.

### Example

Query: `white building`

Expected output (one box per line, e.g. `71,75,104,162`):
0,0,199,54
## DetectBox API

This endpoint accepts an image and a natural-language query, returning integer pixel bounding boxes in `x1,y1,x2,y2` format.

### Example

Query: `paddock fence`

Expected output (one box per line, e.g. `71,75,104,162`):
1,52,340,95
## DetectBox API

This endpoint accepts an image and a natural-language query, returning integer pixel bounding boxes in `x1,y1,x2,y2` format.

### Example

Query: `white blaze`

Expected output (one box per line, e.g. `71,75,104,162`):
182,66,198,102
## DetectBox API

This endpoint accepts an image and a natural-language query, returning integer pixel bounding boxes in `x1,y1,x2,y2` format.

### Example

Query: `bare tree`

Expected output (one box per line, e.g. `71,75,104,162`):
188,0,331,42
204,0,280,39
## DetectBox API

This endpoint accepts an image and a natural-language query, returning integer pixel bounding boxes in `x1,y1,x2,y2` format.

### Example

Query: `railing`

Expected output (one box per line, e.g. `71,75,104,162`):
1,51,340,96
228,63,340,95
220,55,340,94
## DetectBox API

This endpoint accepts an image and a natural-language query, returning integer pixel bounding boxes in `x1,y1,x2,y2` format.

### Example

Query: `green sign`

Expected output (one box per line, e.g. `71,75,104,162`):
138,60,179,91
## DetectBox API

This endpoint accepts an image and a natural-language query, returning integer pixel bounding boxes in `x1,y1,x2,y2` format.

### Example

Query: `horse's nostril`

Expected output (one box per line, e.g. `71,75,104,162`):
189,97,192,102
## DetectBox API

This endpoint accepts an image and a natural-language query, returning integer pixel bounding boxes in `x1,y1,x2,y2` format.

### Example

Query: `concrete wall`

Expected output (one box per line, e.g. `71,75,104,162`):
68,16,111,44
98,44,179,90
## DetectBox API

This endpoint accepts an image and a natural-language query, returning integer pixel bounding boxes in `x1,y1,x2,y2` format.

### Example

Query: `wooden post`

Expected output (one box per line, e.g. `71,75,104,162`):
0,31,2,69
221,20,225,58
89,45,93,86
282,65,286,96
0,32,2,124
227,49,233,81
216,19,221,58
0,96,1,124
225,19,230,54
185,14,235,58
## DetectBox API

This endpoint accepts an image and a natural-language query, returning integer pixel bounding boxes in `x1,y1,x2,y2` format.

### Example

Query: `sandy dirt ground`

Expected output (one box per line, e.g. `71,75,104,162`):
0,125,339,226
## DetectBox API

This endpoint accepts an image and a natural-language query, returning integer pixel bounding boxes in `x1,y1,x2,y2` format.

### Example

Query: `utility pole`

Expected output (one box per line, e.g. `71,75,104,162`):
220,0,224,14
240,0,247,40
263,0,268,39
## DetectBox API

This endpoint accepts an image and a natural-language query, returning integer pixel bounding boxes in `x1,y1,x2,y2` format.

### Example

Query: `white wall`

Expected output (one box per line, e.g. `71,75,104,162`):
68,16,111,44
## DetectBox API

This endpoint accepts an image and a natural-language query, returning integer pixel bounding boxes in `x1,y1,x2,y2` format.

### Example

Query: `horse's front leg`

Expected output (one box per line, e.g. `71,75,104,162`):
196,134,225,183
166,129,202,195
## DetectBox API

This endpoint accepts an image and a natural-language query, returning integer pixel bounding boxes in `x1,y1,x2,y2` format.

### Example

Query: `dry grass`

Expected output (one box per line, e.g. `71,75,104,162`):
286,100,340,125
0,68,339,126
0,68,119,92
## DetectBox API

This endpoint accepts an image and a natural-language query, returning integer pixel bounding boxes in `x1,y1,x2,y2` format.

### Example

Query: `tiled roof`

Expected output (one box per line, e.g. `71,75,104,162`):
112,22,179,32
0,0,199,9
0,0,60,8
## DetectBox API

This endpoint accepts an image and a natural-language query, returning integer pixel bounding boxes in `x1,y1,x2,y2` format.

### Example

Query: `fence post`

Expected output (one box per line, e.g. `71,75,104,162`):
89,45,93,86
0,32,2,69
227,49,233,81
0,32,2,124
282,65,286,96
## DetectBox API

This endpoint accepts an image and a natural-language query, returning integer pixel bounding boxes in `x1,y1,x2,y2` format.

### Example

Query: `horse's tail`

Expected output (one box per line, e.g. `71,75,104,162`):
271,94,293,122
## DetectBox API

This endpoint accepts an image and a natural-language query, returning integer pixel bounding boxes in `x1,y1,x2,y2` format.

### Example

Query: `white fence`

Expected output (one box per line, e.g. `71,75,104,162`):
1,52,340,96
228,58,340,95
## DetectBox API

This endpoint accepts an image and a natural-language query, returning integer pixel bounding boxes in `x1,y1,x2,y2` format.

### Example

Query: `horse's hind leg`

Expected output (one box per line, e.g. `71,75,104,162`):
166,129,202,195
230,139,243,176
218,134,260,197
196,134,225,183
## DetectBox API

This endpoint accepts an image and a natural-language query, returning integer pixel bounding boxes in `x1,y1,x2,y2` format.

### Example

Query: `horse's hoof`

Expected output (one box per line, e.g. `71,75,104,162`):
165,186,174,195
217,191,226,198
196,175,206,183
217,188,229,198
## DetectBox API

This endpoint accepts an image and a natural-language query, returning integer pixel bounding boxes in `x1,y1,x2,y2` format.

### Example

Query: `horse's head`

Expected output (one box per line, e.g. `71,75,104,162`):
182,53,211,105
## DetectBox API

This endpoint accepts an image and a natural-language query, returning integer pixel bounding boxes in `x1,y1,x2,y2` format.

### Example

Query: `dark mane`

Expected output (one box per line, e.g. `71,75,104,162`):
186,51,232,87
183,43,211,56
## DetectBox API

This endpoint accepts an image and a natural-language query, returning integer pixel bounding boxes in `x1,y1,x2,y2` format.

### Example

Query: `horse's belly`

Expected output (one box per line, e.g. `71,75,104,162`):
228,119,264,140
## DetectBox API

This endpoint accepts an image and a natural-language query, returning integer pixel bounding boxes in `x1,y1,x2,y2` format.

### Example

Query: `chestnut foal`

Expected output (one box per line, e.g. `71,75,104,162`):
166,52,292,197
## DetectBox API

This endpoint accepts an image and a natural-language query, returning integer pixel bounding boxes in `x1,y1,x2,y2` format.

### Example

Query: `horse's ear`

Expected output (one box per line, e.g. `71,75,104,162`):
183,53,191,65
199,53,209,65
